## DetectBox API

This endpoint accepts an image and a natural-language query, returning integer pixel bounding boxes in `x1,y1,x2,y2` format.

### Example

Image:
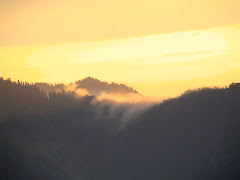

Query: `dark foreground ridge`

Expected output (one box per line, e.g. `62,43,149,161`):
0,78,240,179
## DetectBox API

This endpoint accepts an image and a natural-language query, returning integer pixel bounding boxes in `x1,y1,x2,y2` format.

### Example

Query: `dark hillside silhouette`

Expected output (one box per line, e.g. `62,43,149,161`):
34,83,65,95
74,77,139,95
0,78,240,179
35,77,139,97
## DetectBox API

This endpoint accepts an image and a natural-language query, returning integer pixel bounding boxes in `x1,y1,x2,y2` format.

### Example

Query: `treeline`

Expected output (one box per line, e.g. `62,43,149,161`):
0,78,240,179
74,77,139,95
0,77,94,122
35,77,139,97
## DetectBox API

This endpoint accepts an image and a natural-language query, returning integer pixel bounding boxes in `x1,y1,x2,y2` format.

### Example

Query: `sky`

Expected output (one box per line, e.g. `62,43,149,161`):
1,0,240,98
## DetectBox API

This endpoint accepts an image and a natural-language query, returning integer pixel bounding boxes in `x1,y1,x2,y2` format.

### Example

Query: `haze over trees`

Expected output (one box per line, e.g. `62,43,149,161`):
0,77,240,179
35,77,139,96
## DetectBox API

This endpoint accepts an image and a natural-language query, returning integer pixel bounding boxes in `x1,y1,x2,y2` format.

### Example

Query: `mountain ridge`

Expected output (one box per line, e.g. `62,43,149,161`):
34,77,139,96
0,77,240,179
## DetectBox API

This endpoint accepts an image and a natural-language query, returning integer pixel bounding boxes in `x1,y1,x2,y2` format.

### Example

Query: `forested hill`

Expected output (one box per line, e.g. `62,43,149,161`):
0,77,240,179
74,77,139,95
0,77,90,122
35,77,139,96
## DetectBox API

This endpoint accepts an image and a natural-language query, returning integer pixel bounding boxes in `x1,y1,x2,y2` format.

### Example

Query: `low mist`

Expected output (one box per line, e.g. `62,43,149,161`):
1,77,240,179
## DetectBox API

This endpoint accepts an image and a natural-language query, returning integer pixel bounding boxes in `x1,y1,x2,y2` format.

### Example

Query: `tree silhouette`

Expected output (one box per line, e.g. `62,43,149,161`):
0,77,239,179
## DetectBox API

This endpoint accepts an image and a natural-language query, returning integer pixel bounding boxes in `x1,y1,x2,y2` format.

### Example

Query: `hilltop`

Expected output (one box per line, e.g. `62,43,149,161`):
0,78,240,179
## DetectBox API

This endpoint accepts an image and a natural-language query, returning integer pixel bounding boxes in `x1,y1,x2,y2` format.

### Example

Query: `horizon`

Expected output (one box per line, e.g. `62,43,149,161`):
1,1,240,179
0,0,240,98
1,0,240,99
0,75,239,102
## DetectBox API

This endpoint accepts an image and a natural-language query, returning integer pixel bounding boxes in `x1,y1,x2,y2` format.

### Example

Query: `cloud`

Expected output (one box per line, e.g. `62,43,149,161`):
65,84,89,97
164,50,222,57
90,97,157,129
96,92,144,103
65,82,160,126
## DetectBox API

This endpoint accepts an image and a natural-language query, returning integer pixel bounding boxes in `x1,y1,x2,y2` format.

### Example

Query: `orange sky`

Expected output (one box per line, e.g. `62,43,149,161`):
0,0,240,99
1,0,240,45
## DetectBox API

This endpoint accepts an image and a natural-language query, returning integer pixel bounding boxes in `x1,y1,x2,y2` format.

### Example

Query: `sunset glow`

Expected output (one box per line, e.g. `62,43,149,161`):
1,0,240,99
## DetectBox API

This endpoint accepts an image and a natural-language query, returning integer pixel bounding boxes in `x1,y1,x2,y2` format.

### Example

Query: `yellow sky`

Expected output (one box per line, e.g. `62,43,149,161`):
0,0,240,99
1,0,240,45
